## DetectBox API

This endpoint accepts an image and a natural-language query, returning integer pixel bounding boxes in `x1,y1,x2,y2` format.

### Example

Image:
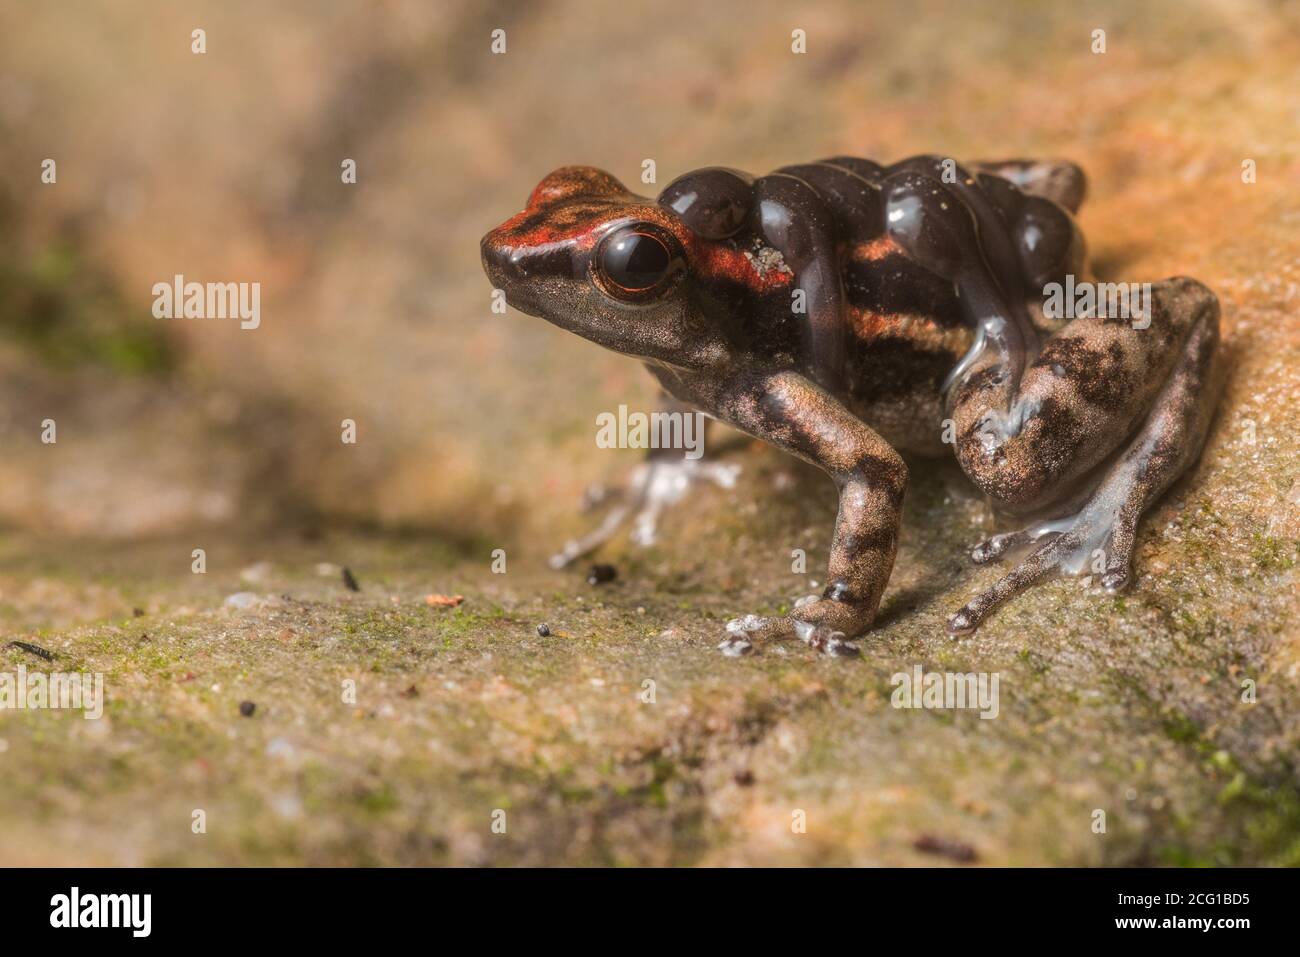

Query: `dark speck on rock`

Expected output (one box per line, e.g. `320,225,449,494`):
586,563,617,585
536,623,551,637
913,833,978,863
342,567,360,591
133,607,145,617
239,700,257,717
734,769,755,786
6,640,54,662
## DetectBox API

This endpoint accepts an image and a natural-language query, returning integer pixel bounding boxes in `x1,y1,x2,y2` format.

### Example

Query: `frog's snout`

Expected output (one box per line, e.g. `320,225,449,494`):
480,227,551,318
480,229,518,295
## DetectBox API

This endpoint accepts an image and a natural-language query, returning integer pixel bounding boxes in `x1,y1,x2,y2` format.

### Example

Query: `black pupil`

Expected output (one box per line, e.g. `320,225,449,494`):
604,232,670,290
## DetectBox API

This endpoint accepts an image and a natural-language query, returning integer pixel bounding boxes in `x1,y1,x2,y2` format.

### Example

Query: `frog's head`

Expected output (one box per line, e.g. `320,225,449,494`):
481,166,783,368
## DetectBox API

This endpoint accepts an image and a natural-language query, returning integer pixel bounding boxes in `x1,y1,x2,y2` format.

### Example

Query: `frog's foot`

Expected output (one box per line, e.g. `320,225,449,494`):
947,496,1138,636
548,457,740,569
719,595,866,658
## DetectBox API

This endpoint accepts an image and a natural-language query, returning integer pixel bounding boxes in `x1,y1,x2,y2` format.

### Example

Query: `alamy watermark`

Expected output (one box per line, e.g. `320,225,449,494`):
0,665,104,719
1043,275,1151,328
595,404,706,460
891,665,1000,719
152,274,260,329
50,887,150,937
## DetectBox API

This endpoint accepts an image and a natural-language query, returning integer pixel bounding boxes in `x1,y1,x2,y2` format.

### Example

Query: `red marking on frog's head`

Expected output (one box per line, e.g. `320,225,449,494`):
481,166,788,365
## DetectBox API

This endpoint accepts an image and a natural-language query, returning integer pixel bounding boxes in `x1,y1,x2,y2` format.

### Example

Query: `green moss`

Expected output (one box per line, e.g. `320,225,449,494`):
0,239,174,375
1250,534,1298,572
358,785,399,815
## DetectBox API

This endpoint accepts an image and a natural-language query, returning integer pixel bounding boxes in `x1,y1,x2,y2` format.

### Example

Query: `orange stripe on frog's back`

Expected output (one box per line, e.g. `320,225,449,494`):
851,235,902,262
847,305,971,354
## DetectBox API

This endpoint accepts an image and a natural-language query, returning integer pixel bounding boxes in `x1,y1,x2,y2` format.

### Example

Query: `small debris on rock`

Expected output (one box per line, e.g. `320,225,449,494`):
224,591,261,610
132,607,145,617
587,563,617,585
239,700,256,717
426,593,465,607
401,685,419,699
913,834,978,863
734,769,755,786
536,623,551,637
341,567,361,591
6,640,54,662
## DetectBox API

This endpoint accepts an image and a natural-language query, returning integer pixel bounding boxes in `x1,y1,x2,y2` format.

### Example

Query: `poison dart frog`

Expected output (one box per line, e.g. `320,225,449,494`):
481,156,1222,656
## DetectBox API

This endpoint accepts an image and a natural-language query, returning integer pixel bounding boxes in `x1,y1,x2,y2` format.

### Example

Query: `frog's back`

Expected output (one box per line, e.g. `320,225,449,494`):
771,157,971,454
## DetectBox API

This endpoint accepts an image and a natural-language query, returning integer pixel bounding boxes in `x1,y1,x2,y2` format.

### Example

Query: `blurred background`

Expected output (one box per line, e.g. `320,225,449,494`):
2,0,1295,548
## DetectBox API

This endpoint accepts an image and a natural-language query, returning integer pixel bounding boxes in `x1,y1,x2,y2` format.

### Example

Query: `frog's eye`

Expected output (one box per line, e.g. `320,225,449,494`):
594,225,683,301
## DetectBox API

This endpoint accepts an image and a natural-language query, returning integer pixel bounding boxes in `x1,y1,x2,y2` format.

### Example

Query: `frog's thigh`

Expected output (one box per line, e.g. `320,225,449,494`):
952,277,1218,514
948,278,1221,634
722,371,907,635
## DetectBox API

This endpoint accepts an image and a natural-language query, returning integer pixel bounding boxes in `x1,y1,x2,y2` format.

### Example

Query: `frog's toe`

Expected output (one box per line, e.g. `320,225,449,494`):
1100,565,1132,594
948,501,1137,635
720,602,865,658
1096,538,1136,593
969,515,1074,564
806,625,860,657
718,634,755,657
719,613,787,656
970,530,1032,564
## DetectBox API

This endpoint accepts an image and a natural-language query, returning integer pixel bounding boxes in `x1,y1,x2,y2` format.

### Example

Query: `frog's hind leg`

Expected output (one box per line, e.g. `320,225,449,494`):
947,277,1223,634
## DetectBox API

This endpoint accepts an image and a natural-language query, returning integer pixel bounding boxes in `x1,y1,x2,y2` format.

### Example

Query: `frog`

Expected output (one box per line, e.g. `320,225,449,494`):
480,156,1223,656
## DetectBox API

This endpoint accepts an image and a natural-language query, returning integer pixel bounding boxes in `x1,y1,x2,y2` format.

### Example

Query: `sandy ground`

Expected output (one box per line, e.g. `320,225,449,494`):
0,0,1297,864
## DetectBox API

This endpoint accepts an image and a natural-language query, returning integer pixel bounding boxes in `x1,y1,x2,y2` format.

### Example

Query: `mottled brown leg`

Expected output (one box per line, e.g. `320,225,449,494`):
700,370,907,656
948,278,1222,634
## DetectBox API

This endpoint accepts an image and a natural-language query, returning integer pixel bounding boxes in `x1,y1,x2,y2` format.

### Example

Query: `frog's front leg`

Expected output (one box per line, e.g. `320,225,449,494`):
693,370,907,657
548,395,738,569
